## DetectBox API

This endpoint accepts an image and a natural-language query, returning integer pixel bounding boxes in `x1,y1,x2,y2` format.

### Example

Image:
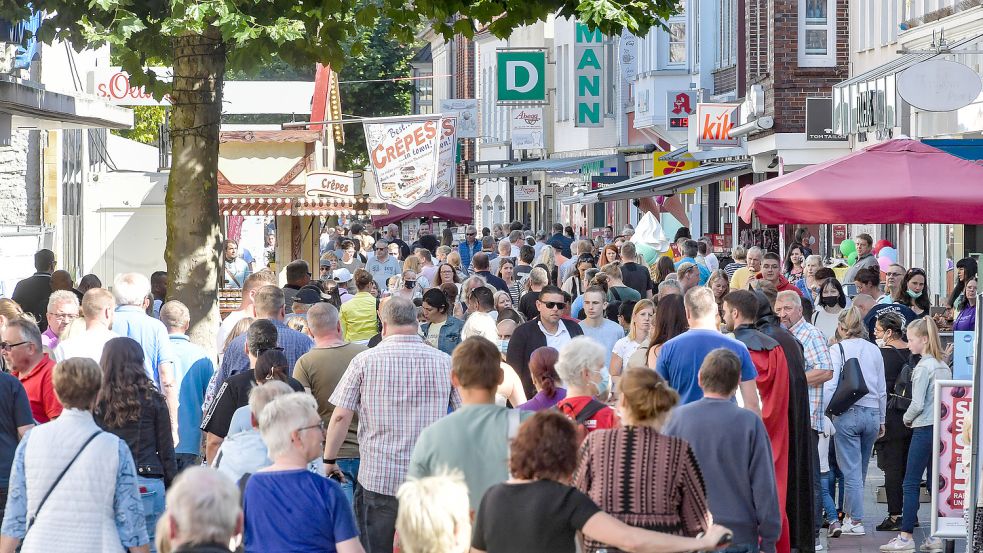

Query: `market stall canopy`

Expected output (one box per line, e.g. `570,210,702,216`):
372,196,473,226
738,138,983,224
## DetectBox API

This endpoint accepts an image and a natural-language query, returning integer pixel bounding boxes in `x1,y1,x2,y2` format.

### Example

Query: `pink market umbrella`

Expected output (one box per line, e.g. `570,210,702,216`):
738,138,983,224
372,196,474,226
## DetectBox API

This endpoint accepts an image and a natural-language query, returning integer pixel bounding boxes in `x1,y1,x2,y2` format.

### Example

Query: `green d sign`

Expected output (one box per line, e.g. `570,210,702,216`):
497,50,546,103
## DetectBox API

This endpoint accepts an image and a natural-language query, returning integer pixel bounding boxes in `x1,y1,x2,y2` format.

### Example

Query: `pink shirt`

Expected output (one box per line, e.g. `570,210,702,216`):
41,327,59,350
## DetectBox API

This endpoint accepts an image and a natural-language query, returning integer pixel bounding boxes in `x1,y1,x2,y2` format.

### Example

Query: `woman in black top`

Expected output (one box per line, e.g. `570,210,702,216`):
471,411,730,553
872,311,914,532
95,336,176,551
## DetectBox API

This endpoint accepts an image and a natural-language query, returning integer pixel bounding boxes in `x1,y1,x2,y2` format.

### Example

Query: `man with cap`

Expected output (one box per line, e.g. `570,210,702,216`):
331,268,355,303
288,286,325,324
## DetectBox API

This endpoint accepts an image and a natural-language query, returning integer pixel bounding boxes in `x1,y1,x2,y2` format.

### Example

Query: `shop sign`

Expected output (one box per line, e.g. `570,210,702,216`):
439,99,477,139
620,30,638,85
831,224,848,247
363,115,455,209
652,155,698,177
897,59,983,112
806,98,847,141
931,380,973,537
574,22,605,128
510,108,545,150
832,76,896,135
496,50,547,103
696,103,740,147
666,91,697,129
87,67,173,106
306,170,355,198
514,184,539,202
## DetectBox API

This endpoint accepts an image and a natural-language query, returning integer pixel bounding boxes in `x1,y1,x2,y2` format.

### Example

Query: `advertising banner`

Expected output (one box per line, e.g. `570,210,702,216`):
510,108,545,150
436,116,458,198
931,380,974,538
364,115,454,209
439,99,478,139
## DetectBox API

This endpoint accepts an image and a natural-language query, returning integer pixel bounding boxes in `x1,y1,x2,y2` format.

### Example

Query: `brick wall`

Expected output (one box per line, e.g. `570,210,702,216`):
713,66,738,96
746,0,849,135
455,34,475,200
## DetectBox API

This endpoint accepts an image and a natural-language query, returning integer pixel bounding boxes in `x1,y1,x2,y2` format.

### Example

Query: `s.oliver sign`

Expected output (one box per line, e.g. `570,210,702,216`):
87,67,172,106
696,103,740,147
364,115,456,209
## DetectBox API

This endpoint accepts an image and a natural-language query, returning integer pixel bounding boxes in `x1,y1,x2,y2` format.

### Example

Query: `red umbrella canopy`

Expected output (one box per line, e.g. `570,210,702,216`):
372,196,474,226
738,138,983,224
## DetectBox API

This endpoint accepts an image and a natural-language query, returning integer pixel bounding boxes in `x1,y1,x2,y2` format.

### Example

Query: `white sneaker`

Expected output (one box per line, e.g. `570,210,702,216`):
815,538,824,551
841,519,866,536
880,536,915,552
919,537,944,552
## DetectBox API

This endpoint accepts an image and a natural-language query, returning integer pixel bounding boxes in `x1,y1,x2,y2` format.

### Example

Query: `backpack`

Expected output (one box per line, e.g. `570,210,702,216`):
558,398,607,443
888,352,916,413
605,287,623,323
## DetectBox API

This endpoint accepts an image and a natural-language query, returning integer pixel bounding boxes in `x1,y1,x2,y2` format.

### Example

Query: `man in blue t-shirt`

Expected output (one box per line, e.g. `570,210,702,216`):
656,287,761,415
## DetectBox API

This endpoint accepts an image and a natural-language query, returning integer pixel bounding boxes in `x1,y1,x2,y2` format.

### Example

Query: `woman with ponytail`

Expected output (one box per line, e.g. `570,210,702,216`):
519,346,565,411
573,368,711,552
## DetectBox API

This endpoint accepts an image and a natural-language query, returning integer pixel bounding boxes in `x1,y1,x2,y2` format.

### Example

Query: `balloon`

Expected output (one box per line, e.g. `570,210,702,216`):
839,239,856,256
847,251,858,265
873,239,893,256
878,256,893,272
879,247,898,263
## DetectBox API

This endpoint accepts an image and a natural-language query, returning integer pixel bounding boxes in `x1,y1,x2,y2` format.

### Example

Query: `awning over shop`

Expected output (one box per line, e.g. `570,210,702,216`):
372,196,473,226
218,195,387,217
737,138,983,224
0,75,133,132
596,162,751,202
477,155,611,178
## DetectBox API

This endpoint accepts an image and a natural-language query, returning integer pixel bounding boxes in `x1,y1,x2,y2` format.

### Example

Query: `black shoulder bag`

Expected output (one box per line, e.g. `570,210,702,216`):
888,352,916,413
825,343,870,417
27,431,102,531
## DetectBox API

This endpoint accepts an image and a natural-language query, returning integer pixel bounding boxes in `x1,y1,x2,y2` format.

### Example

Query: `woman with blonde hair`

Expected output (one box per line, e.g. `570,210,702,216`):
535,245,558,286
436,245,452,264
880,317,951,553
705,270,729,318
610,300,654,380
825,306,886,537
574,369,710,551
799,255,823,301
220,316,254,364
402,256,431,290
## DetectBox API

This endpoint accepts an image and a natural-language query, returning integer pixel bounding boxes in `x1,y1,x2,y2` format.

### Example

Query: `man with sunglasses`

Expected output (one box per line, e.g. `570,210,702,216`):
506,285,584,394
1,318,62,423
458,226,481,274
365,239,401,294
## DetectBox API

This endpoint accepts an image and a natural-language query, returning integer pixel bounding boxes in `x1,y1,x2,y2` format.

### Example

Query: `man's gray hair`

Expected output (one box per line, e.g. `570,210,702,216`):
397,472,472,553
732,245,747,261
776,290,802,308
747,246,763,256
259,392,319,458
659,279,683,295
113,273,151,306
248,380,294,418
381,296,418,327
555,336,605,388
509,230,523,243
166,467,242,548
307,302,340,337
160,300,191,331
6,318,41,349
498,239,511,255
47,290,79,313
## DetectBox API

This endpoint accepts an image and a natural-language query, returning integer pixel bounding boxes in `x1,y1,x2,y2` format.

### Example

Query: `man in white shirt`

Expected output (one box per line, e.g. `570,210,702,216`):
508,230,524,257
54,288,118,363
215,269,278,352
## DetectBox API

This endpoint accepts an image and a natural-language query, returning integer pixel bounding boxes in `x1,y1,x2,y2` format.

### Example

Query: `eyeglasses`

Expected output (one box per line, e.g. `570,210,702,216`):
296,421,326,434
541,301,565,310
886,272,905,277
0,341,30,352
376,247,387,252
48,313,78,321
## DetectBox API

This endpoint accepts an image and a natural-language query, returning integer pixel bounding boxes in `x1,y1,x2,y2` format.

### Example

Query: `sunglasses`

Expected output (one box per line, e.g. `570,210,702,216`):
541,301,565,310
0,341,30,352
466,232,477,236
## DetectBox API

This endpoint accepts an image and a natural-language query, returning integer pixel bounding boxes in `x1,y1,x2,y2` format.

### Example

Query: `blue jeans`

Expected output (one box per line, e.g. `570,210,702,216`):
138,476,166,553
721,544,759,553
901,426,933,533
832,405,879,520
336,458,360,507
820,471,840,522
356,488,398,553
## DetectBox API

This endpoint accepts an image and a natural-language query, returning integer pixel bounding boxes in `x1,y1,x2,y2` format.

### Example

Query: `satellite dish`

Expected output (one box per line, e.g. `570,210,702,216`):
897,59,983,112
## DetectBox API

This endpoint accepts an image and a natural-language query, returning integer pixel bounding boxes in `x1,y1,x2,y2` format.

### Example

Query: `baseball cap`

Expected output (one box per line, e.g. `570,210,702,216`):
295,287,323,305
331,268,353,283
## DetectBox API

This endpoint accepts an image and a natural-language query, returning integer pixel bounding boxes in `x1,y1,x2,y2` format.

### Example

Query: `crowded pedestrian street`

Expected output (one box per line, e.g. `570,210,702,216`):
2,1,983,553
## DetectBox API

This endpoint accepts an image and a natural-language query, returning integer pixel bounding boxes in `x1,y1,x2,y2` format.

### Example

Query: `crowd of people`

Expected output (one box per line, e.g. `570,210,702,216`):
0,221,971,553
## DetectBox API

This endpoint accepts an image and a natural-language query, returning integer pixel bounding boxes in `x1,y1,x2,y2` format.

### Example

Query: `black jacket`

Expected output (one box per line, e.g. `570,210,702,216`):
96,390,177,486
11,273,52,331
506,318,584,394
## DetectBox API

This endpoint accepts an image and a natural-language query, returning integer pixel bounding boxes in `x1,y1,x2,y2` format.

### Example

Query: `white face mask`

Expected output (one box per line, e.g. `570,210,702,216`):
875,338,885,348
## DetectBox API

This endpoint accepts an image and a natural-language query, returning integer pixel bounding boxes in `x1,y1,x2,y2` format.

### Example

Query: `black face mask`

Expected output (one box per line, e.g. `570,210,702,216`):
404,280,416,289
820,296,839,308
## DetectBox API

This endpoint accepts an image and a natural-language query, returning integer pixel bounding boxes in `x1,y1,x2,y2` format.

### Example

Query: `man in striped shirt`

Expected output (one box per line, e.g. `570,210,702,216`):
323,296,461,553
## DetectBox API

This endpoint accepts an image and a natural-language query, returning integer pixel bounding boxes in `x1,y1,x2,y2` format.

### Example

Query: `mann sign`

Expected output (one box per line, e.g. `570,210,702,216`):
574,23,605,128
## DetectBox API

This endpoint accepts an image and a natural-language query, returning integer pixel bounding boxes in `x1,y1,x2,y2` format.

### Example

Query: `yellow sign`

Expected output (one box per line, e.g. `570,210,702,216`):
652,153,699,194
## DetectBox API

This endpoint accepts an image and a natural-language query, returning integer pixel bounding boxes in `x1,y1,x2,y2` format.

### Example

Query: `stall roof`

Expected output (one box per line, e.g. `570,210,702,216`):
596,162,751,202
478,154,611,178
372,196,473,226
737,138,983,224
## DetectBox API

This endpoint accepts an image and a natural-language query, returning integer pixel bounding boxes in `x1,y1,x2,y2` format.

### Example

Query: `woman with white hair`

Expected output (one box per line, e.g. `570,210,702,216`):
554,337,618,435
396,473,471,553
242,393,363,553
460,312,526,408
160,466,243,553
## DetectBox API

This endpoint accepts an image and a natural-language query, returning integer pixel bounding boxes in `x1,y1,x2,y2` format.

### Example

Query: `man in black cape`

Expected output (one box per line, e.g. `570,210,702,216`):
755,289,817,553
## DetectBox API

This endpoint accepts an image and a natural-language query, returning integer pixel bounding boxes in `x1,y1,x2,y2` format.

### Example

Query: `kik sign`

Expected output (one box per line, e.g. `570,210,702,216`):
695,103,741,147
575,23,605,128
496,50,547,103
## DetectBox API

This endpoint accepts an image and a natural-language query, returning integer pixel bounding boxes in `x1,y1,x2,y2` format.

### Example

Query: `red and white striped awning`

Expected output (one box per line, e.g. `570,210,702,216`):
219,196,388,217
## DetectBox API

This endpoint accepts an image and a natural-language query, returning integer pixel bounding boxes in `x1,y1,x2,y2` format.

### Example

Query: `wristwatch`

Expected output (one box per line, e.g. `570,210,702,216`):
323,458,337,465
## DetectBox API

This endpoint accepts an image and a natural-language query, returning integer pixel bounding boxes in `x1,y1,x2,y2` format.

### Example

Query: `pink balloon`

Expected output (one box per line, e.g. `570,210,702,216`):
878,256,892,272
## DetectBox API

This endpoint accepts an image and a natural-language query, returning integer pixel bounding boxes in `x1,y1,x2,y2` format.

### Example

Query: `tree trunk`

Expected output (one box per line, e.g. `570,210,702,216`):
165,28,226,354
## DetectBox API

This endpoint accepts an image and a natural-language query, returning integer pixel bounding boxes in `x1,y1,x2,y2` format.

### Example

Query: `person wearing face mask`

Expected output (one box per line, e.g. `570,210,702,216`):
872,312,912,533
895,268,930,319
554,337,619,434
573,368,711,552
812,278,847,342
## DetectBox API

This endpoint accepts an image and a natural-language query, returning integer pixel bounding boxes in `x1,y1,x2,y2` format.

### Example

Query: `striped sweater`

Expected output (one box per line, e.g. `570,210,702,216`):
573,426,711,553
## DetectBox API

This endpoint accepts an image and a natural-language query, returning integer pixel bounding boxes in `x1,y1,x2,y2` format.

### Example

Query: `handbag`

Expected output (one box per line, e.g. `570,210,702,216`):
27,431,102,532
825,343,870,417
